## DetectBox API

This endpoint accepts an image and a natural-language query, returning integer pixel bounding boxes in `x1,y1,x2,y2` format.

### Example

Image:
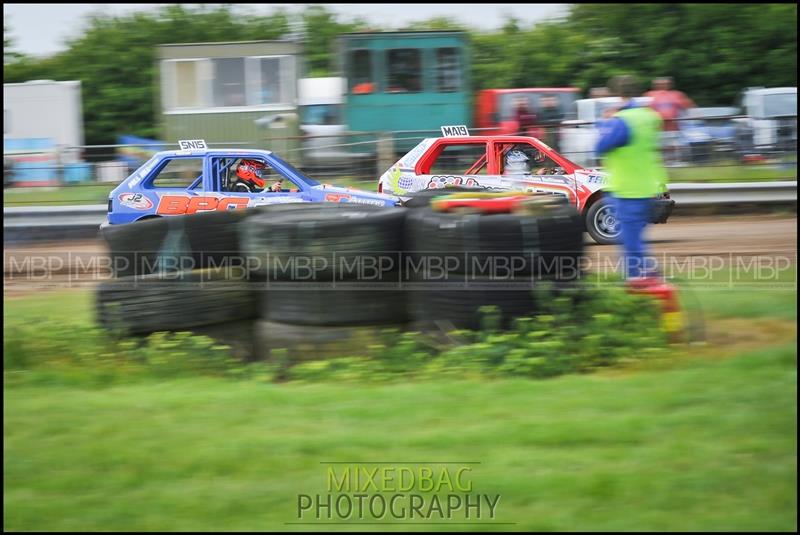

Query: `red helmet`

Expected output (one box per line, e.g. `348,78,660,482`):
236,159,267,188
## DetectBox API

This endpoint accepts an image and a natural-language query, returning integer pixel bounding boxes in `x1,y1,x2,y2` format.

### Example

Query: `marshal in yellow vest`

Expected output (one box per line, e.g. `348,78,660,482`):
604,106,668,198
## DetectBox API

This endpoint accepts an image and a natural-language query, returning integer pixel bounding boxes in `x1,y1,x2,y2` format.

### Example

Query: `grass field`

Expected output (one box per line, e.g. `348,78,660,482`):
3,275,797,531
3,162,795,206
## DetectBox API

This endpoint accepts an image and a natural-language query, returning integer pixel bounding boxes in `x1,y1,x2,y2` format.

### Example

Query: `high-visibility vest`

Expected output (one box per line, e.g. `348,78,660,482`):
604,106,668,198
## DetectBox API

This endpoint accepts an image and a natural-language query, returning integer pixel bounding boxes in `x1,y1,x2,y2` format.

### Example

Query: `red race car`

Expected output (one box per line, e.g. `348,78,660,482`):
379,129,674,244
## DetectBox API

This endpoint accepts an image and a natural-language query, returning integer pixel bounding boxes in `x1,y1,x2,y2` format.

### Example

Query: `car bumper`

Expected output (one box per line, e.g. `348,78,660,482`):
651,198,675,224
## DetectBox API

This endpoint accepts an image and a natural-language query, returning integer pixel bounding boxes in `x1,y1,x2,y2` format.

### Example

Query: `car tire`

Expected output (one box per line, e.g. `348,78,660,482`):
584,196,621,245
100,216,186,277
406,273,539,330
261,280,408,326
96,266,259,335
405,204,584,278
240,203,407,281
182,209,253,269
102,211,256,277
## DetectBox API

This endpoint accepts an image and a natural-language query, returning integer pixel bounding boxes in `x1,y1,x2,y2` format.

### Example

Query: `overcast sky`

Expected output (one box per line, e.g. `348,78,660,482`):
4,3,570,56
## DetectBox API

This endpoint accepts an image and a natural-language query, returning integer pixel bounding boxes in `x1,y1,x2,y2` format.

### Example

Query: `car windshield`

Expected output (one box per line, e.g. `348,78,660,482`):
268,153,320,186
762,92,797,117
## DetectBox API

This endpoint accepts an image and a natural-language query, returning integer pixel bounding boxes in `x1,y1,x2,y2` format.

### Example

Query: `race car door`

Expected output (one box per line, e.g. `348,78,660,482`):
491,140,578,205
413,140,495,190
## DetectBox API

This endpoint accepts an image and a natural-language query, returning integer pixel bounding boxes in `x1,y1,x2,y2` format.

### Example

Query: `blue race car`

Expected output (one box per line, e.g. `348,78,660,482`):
106,141,401,225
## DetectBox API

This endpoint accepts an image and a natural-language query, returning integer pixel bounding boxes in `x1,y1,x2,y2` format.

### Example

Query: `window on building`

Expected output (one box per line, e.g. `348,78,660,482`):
174,60,201,108
150,157,204,189
348,50,374,94
387,49,422,93
254,57,282,105
436,48,461,92
163,55,295,111
212,58,247,107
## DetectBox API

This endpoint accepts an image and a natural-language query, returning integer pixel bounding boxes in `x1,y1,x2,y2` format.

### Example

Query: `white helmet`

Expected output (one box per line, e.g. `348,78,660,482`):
505,149,530,174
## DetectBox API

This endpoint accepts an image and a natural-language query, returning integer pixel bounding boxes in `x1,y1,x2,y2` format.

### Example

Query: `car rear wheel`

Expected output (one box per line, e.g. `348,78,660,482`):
585,196,620,245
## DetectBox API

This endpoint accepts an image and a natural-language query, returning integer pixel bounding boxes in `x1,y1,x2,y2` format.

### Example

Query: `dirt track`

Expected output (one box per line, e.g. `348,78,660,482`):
4,214,797,296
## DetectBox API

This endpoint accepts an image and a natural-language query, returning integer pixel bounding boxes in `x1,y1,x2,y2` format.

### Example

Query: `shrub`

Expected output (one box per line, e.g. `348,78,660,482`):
5,282,669,386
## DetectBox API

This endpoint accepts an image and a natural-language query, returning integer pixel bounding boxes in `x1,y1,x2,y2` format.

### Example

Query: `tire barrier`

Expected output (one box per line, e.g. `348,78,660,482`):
96,266,258,335
100,210,254,277
407,274,537,331
254,320,403,362
240,203,407,281
405,203,584,279
402,186,486,208
96,196,586,363
260,282,408,326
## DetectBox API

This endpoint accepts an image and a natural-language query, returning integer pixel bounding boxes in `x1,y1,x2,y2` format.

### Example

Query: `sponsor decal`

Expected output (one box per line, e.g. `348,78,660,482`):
156,195,249,215
348,197,387,206
118,192,153,210
398,174,414,191
325,193,352,202
398,139,435,168
250,197,307,206
426,175,482,189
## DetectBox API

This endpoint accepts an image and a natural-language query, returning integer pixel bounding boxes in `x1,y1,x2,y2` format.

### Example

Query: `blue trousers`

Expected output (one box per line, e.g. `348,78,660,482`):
610,196,656,279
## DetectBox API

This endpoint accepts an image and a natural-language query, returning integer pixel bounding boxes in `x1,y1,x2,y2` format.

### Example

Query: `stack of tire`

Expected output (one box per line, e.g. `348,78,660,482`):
96,193,584,363
96,210,261,358
240,203,409,361
403,193,584,330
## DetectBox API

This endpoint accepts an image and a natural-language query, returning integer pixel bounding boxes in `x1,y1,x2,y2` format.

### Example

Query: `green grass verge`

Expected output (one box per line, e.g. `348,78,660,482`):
666,161,797,183
4,343,796,531
3,275,796,530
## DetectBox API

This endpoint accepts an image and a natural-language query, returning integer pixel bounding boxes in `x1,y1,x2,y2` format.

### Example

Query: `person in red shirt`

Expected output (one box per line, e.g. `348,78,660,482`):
645,77,696,165
645,77,696,132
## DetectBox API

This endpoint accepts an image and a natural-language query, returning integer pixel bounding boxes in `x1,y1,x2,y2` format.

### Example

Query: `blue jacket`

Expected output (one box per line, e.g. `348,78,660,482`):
595,100,637,157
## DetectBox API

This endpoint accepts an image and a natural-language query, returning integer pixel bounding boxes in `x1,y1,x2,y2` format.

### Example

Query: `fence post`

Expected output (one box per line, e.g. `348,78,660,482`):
377,133,395,177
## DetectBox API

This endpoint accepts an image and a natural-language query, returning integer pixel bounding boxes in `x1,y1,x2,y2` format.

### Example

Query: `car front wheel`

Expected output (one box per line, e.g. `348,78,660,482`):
585,196,621,245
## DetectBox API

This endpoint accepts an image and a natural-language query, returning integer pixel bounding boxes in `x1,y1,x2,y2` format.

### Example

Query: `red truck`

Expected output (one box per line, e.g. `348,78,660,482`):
475,88,581,139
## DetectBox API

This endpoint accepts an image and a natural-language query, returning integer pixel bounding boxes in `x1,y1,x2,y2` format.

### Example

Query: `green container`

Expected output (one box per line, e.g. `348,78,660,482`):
339,31,471,152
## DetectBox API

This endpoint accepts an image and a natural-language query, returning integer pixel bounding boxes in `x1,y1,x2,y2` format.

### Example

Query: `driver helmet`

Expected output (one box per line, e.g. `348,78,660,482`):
236,159,268,189
530,149,546,164
505,149,531,174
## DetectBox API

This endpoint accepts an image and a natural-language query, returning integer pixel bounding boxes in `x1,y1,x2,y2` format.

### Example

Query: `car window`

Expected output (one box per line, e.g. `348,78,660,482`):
217,157,301,193
424,143,488,175
497,143,566,176
149,157,204,189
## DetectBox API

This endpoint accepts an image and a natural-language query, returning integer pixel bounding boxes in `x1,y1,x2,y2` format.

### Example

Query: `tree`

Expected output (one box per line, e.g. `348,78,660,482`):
4,3,796,142
300,5,366,76
4,19,24,65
